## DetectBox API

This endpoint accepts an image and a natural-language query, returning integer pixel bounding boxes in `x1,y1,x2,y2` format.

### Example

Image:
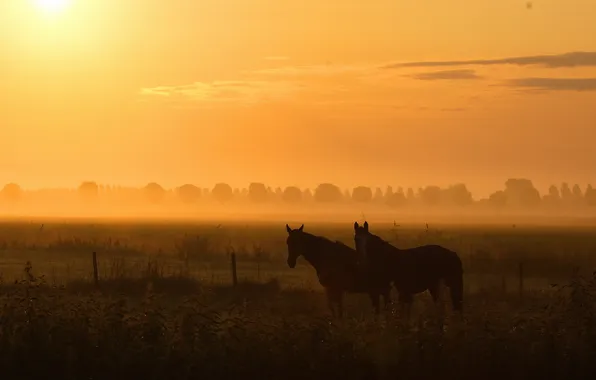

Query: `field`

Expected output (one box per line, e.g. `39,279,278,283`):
1,218,596,380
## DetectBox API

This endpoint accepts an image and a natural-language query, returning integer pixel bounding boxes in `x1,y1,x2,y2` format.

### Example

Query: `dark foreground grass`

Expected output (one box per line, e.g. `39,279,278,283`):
1,272,596,380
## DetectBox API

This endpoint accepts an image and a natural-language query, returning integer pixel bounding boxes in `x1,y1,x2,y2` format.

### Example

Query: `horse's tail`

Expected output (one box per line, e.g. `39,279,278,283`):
444,252,464,312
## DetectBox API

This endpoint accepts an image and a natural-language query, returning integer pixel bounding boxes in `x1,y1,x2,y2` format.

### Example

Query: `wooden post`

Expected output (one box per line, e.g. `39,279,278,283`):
92,251,99,287
518,262,524,299
231,251,238,287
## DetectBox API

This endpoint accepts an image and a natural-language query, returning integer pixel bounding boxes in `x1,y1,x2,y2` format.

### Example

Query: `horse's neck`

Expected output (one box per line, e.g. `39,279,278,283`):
301,242,324,271
373,236,401,257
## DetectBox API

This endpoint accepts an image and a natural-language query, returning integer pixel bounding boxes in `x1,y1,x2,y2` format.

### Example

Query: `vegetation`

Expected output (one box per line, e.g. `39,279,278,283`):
3,179,596,217
0,221,595,379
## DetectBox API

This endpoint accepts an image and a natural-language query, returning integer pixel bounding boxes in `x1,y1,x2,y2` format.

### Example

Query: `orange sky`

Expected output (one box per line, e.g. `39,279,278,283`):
1,0,596,198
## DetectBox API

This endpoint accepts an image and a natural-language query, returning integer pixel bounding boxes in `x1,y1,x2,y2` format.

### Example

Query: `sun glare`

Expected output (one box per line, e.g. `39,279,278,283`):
35,0,71,14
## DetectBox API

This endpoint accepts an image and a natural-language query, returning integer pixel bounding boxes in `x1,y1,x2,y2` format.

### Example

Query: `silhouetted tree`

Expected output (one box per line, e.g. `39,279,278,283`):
418,186,442,206
78,181,99,202
314,183,342,203
177,184,201,204
384,186,393,200
303,189,313,202
504,178,540,207
585,184,596,206
283,186,302,203
212,183,233,203
248,183,269,203
352,186,373,203
487,190,507,208
144,182,166,204
386,187,406,208
275,187,283,199
572,184,583,200
560,183,573,202
543,184,561,206
1,183,23,202
443,183,473,206
406,188,415,201
373,187,384,203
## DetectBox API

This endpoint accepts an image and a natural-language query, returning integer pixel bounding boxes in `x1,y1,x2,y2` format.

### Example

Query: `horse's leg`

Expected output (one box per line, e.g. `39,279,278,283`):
369,292,381,316
382,286,392,314
446,273,464,314
399,292,413,322
325,289,336,318
337,291,344,319
429,280,446,330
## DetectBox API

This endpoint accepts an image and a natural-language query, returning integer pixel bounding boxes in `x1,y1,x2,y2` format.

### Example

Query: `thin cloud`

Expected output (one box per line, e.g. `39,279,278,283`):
383,51,596,69
251,64,371,77
503,77,596,92
139,80,301,105
264,56,290,61
409,69,482,81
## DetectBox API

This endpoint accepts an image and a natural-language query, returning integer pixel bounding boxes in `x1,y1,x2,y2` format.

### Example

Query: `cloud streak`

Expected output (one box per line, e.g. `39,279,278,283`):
140,80,301,105
408,69,482,81
503,77,596,92
383,51,596,69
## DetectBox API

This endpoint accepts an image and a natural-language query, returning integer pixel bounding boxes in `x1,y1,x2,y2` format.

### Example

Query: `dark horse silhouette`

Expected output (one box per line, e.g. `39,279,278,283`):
285,224,391,318
353,221,464,316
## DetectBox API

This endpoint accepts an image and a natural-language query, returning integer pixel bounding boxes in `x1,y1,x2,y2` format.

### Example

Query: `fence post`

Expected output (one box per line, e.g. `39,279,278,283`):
92,251,99,287
231,251,238,287
518,262,524,298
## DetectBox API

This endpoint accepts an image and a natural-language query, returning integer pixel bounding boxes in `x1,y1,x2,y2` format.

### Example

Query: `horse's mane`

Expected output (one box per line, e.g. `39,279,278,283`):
369,232,400,251
300,232,356,253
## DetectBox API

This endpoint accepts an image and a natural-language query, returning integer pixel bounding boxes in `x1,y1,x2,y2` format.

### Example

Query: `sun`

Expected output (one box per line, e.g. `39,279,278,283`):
35,0,71,14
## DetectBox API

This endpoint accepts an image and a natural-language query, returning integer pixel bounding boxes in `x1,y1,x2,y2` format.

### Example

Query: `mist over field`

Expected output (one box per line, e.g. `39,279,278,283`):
3,179,596,226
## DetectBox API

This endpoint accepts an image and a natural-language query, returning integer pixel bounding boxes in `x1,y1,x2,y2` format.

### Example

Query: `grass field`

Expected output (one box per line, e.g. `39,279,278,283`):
1,218,596,379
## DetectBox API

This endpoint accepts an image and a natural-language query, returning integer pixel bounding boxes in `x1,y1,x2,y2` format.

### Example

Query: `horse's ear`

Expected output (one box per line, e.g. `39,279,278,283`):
298,224,304,232
363,221,369,232
286,224,292,234
354,222,359,231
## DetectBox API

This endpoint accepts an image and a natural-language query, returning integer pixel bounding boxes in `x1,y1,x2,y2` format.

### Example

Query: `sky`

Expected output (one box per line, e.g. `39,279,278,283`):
1,0,596,198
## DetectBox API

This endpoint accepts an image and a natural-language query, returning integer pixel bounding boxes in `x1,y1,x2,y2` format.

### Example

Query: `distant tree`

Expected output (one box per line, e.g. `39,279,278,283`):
585,184,596,206
282,186,302,203
386,187,407,208
144,182,166,204
373,187,384,202
406,188,415,201
177,184,201,204
384,186,394,200
487,190,507,208
212,183,233,203
443,183,473,206
248,183,269,203
548,185,560,199
418,186,442,206
303,188,313,202
314,183,342,203
560,183,573,202
572,184,583,200
78,181,99,201
504,178,540,207
352,186,373,203
1,183,23,201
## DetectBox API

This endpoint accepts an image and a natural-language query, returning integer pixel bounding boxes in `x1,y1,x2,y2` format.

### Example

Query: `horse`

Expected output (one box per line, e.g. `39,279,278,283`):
353,221,464,317
285,224,391,318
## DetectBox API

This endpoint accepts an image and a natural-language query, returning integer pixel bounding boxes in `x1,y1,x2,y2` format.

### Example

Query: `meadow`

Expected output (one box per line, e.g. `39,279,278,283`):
1,218,595,379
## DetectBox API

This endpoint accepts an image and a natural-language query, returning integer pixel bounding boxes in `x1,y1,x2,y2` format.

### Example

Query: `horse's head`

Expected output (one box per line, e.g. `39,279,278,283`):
353,221,371,258
285,223,306,268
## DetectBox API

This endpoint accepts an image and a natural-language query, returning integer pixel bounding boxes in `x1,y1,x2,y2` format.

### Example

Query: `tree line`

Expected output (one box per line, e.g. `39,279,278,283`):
2,178,596,209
